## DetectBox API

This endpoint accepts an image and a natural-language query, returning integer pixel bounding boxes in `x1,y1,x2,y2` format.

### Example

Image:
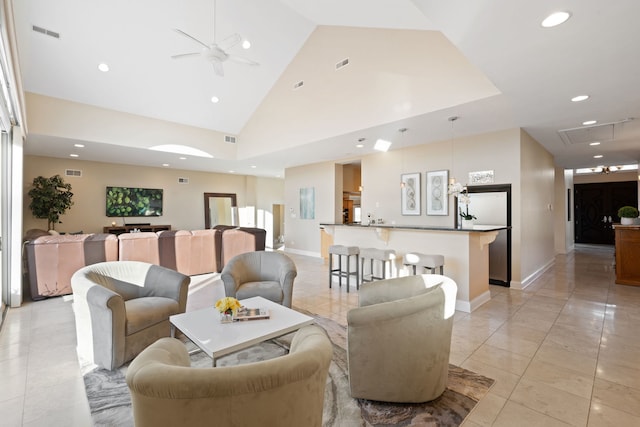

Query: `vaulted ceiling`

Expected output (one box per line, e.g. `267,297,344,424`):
13,0,640,177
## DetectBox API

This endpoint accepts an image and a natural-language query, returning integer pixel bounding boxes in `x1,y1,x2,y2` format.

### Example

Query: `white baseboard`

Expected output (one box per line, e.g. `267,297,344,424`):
511,258,555,290
455,290,491,313
283,247,321,258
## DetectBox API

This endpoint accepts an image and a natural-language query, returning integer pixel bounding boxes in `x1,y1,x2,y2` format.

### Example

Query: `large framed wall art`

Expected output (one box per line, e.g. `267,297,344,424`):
426,170,448,216
299,187,315,219
400,173,421,215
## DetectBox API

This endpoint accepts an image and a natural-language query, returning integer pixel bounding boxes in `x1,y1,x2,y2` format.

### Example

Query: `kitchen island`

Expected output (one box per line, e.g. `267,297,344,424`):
320,223,509,312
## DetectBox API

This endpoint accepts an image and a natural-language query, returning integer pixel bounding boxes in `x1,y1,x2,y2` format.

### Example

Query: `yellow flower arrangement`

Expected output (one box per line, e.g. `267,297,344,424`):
215,297,242,315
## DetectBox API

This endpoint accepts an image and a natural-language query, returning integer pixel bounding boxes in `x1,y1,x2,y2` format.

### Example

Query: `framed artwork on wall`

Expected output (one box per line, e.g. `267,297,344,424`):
400,173,421,215
426,170,449,216
300,187,315,219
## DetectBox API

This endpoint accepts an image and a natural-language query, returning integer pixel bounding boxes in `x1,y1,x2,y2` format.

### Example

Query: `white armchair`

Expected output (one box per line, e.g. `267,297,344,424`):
126,325,332,427
71,261,190,370
221,251,297,307
347,274,457,402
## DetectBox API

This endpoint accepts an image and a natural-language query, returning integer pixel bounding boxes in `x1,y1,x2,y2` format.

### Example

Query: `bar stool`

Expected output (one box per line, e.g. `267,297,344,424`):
402,253,445,275
360,248,396,283
328,245,360,292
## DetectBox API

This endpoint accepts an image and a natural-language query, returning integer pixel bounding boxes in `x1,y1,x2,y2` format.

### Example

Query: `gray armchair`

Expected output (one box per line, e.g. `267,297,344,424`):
347,274,457,402
126,325,332,427
221,251,297,307
71,261,190,370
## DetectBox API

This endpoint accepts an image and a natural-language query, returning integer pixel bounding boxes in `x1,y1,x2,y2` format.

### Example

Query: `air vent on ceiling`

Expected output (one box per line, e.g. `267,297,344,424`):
32,25,60,39
178,177,189,184
225,135,236,143
293,80,304,90
558,118,633,145
65,169,82,177
335,58,349,70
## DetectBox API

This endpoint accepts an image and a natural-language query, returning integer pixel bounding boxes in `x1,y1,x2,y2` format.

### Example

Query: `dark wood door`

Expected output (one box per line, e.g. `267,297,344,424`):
574,181,638,244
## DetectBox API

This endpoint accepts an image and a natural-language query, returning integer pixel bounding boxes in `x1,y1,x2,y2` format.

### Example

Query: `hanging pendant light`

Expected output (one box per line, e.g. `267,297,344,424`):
447,116,459,188
399,127,408,188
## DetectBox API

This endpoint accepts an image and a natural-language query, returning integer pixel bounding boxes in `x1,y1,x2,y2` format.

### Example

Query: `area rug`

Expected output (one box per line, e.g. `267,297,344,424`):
83,310,494,426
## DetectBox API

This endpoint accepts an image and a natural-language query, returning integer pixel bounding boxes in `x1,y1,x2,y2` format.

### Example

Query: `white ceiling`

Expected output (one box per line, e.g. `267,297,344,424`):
12,0,640,178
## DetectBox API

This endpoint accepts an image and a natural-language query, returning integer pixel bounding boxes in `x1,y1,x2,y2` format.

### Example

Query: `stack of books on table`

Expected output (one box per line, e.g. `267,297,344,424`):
234,307,270,321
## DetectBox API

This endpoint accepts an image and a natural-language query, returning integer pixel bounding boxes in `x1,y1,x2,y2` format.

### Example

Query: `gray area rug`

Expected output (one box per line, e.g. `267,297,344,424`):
83,311,494,426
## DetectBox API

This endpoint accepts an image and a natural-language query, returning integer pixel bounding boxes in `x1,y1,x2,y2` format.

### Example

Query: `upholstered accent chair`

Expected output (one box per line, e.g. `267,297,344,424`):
71,261,190,370
221,251,297,308
126,325,333,427
347,274,457,402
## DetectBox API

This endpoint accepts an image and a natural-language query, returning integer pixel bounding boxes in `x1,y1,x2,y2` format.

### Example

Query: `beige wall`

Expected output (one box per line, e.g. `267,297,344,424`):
554,168,575,254
27,93,236,160
361,128,521,228
23,155,284,234
284,162,337,257
517,130,555,287
342,163,361,192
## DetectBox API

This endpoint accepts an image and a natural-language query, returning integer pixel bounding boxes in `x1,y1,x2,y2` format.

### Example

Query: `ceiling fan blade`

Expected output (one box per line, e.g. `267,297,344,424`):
171,52,201,59
217,33,242,51
211,60,224,77
227,54,259,66
173,28,209,49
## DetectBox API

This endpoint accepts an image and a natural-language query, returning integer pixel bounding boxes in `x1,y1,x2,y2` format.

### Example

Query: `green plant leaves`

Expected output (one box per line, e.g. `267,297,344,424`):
27,175,74,230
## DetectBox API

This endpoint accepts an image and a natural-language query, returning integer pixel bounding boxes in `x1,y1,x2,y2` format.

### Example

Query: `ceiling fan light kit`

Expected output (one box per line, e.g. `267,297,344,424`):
171,0,258,77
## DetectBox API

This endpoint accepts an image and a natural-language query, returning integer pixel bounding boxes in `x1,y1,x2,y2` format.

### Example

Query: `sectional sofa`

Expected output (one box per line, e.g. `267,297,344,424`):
24,226,266,300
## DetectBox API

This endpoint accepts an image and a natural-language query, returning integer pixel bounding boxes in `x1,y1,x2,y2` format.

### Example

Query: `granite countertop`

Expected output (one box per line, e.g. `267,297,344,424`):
319,223,510,232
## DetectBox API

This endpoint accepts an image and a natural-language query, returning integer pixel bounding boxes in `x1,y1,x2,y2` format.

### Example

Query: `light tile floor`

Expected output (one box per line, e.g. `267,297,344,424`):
1,244,639,426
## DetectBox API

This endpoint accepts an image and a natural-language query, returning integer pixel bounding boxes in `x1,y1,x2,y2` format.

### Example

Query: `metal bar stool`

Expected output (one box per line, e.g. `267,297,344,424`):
360,248,396,283
328,245,360,292
402,253,445,275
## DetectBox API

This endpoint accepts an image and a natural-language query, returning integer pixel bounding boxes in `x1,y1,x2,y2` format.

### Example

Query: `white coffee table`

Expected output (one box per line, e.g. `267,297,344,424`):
170,296,314,366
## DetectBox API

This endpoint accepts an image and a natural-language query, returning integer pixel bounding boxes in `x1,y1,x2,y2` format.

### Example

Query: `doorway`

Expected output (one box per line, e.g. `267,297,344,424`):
574,181,638,244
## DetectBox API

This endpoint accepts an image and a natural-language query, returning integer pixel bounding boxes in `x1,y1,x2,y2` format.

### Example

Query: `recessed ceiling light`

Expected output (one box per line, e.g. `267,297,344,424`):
374,139,392,152
162,163,170,167
229,170,235,173
70,154,79,158
179,157,187,160
589,142,601,146
98,63,109,72
571,95,589,102
74,143,85,148
541,11,571,28
356,144,364,148
583,120,597,125
211,96,219,103
251,165,257,169
594,155,603,159
242,40,251,49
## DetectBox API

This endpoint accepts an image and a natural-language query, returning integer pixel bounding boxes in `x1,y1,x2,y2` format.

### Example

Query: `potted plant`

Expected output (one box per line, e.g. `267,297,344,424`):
450,184,477,229
617,205,639,225
28,175,74,231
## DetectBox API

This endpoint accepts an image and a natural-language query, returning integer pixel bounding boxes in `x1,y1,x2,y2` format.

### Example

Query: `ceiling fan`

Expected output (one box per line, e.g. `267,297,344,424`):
171,0,258,77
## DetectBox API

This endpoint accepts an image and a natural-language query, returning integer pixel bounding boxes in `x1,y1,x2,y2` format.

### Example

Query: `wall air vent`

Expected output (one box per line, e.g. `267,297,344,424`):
178,177,189,184
293,80,304,90
32,25,60,39
335,58,349,70
224,135,236,143
65,169,82,177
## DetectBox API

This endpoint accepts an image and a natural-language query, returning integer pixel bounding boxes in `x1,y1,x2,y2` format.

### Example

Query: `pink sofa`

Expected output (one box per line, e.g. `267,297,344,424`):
158,229,218,276
24,233,118,300
24,227,265,300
